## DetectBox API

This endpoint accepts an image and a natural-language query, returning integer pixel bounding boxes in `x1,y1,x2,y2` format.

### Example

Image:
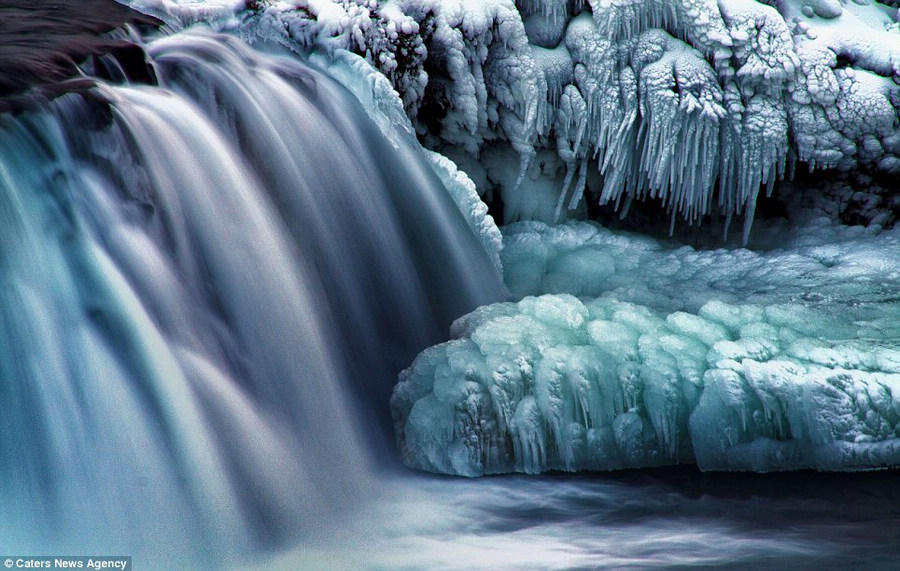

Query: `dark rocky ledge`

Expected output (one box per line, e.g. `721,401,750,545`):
0,0,161,113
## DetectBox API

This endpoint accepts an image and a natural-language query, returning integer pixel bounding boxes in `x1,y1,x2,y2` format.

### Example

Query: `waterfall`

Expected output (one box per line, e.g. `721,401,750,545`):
0,28,504,560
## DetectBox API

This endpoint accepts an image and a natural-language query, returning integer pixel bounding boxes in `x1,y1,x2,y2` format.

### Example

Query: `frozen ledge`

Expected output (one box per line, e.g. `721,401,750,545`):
392,293,900,475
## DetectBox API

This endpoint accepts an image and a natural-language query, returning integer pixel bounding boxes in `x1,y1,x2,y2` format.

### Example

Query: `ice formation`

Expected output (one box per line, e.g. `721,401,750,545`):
227,0,900,242
392,220,900,475
426,150,505,272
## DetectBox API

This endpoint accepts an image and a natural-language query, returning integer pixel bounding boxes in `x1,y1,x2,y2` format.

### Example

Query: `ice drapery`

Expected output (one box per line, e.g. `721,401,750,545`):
229,0,899,240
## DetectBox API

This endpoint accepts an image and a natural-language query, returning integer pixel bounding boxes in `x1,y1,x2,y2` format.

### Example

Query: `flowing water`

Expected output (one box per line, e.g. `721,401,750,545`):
0,29,503,564
0,27,897,569
251,468,900,569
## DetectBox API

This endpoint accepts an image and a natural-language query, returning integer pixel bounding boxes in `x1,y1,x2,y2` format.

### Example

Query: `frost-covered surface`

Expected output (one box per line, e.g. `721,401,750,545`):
426,150,505,272
117,0,245,27
223,0,900,242
392,220,900,475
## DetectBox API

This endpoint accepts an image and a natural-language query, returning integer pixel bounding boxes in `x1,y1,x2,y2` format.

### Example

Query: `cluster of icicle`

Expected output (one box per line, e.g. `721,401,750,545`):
219,0,900,241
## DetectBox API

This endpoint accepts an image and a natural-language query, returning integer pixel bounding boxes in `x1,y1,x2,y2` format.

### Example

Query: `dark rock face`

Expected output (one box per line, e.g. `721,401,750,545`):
0,1,160,112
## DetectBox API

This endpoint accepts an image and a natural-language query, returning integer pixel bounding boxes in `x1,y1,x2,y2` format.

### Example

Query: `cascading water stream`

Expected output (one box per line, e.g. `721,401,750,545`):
142,32,506,439
0,28,504,561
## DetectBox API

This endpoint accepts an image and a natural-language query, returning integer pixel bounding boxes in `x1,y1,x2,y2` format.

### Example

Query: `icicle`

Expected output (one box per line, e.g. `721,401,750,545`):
554,162,575,223
618,194,632,219
567,158,589,211
741,187,758,246
512,150,534,195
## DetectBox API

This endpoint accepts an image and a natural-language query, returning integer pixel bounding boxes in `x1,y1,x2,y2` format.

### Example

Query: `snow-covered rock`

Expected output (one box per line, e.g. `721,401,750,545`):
783,0,900,174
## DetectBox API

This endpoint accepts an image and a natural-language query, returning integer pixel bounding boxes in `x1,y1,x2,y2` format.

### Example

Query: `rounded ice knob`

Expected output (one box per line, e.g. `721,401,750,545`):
811,0,843,19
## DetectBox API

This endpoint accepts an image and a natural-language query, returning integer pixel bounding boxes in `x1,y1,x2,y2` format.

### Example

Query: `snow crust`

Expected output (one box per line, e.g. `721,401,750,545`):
392,220,900,475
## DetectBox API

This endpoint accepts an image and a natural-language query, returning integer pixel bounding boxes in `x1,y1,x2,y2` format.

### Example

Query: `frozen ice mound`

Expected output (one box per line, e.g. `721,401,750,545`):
393,294,900,475
392,222,900,475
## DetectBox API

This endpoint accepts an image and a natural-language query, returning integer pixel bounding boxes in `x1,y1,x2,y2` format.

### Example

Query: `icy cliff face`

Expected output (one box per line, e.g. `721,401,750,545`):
392,221,900,475
234,0,900,240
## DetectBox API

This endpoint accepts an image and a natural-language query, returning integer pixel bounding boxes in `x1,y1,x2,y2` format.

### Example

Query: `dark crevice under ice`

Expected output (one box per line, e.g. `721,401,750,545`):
0,2,898,569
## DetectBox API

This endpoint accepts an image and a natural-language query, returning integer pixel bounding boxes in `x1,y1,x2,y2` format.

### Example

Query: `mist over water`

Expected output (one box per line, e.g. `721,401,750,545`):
0,22,897,569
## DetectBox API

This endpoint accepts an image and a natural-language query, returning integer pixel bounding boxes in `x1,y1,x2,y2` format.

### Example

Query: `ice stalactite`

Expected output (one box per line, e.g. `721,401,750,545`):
227,0,900,241
628,29,724,226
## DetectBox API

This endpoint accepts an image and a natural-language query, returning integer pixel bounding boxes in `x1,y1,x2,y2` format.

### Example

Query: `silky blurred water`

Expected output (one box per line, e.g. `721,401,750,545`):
248,467,900,569
0,29,502,563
